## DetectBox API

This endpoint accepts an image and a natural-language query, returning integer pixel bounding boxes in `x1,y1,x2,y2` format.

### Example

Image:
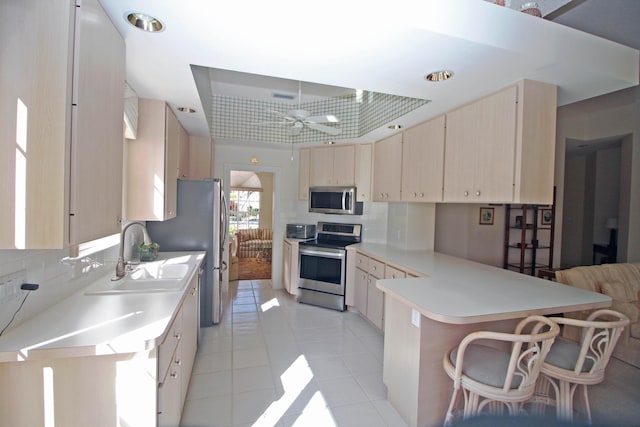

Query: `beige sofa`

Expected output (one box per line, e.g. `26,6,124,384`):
234,228,273,259
555,263,640,367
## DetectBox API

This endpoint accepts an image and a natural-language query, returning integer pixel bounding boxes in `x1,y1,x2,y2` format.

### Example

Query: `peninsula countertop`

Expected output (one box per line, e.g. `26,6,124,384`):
0,251,205,362
350,242,611,324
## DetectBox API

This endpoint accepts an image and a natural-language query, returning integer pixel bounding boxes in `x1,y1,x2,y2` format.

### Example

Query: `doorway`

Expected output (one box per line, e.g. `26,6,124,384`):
228,170,274,281
561,137,623,267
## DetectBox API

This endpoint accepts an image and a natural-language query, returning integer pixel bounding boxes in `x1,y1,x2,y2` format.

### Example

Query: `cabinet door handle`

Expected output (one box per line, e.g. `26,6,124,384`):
412,192,417,198
170,371,178,379
174,332,181,340
476,191,481,196
419,192,424,198
174,359,182,365
464,191,469,197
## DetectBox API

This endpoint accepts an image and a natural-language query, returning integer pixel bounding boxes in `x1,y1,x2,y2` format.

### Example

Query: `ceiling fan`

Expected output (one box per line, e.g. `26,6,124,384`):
255,82,342,136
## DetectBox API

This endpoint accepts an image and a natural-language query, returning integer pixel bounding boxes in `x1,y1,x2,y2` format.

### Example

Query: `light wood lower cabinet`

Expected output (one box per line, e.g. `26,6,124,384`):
352,253,385,330
0,272,200,427
347,249,423,331
157,272,199,426
283,239,300,295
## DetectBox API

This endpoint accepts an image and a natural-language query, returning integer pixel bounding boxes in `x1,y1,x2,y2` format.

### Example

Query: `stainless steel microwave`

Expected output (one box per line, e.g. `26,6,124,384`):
308,186,363,215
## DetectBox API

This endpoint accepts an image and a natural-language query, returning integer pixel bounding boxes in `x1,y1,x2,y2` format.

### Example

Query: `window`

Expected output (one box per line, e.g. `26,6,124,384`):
229,190,260,235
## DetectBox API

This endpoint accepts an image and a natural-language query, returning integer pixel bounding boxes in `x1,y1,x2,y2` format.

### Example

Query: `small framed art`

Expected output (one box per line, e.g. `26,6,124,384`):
540,208,553,226
479,207,494,225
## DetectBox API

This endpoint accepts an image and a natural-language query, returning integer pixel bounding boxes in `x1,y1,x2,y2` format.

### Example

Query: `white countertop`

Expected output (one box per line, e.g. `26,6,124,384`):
351,243,611,325
0,251,205,362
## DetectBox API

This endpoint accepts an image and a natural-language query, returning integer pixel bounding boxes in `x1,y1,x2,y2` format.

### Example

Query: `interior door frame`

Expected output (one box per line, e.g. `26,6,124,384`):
223,163,281,285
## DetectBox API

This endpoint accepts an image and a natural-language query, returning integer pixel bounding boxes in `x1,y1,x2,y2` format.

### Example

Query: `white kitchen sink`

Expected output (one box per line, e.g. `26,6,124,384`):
84,262,190,295
128,263,189,281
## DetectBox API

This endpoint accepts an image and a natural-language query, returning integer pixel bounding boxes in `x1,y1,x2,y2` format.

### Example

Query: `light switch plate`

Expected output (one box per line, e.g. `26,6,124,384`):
411,308,420,328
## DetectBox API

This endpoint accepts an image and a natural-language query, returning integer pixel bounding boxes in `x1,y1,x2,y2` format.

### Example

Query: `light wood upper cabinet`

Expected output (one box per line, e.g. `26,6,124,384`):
69,0,125,245
298,148,310,200
177,123,190,179
401,115,445,202
309,145,355,187
0,0,124,249
373,133,403,202
332,145,356,186
310,146,333,187
125,100,179,221
355,143,373,201
443,80,556,204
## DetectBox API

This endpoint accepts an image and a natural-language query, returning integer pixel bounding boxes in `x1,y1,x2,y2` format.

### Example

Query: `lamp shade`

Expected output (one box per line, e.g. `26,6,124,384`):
605,217,618,230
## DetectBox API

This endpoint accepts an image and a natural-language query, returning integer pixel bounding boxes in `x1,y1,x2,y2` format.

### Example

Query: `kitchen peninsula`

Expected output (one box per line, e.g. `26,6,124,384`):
348,243,611,427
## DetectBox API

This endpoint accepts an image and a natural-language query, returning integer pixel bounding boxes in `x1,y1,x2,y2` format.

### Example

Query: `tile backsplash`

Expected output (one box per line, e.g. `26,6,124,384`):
0,243,119,336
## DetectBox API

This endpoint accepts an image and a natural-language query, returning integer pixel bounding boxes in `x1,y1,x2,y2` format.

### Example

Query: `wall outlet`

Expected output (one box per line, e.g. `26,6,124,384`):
0,270,27,304
411,308,421,328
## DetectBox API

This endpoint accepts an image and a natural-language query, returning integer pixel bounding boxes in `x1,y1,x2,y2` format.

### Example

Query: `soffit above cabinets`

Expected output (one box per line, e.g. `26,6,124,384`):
100,0,639,147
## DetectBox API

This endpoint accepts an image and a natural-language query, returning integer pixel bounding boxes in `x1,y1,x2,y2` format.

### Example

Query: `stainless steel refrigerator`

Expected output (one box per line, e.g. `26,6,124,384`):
147,179,228,325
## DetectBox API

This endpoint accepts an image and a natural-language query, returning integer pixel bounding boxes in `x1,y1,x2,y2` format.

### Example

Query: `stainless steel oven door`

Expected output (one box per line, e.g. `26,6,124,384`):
297,245,346,295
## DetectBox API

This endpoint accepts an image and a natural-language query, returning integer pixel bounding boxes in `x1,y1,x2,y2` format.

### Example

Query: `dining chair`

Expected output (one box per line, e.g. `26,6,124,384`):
534,309,630,423
442,315,560,426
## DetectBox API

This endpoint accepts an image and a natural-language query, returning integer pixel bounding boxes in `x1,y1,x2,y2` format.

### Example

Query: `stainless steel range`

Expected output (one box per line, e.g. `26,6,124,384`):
297,222,362,311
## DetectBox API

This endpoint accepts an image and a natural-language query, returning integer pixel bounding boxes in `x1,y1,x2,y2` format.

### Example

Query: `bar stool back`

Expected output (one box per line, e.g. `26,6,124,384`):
442,315,560,425
536,309,629,423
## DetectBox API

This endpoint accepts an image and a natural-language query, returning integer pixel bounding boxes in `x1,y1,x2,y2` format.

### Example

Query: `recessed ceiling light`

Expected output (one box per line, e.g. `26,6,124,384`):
177,107,196,113
126,12,164,33
324,141,336,145
388,125,402,130
425,70,454,82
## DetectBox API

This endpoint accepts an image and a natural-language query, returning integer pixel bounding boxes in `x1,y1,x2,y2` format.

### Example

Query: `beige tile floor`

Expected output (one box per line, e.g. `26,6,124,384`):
180,279,640,427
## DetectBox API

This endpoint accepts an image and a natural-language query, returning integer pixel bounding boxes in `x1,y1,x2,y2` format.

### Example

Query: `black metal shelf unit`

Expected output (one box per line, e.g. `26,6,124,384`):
503,190,555,276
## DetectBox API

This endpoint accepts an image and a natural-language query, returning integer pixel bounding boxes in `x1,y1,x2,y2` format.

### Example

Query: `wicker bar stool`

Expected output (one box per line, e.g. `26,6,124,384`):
534,309,629,423
442,315,560,425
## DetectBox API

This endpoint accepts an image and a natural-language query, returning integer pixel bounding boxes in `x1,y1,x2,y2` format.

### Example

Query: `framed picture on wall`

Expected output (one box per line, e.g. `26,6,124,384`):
540,208,553,226
479,207,494,225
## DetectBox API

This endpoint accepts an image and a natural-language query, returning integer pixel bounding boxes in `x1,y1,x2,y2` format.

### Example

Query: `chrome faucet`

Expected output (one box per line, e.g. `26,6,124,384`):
114,221,152,280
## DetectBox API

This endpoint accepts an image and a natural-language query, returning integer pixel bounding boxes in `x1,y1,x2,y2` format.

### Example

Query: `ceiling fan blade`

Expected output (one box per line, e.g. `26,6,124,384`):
306,114,340,124
265,109,286,117
306,122,342,135
250,121,289,126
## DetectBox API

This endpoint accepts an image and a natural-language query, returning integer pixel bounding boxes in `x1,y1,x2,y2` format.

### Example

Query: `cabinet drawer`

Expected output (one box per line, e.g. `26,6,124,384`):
368,258,385,278
384,265,407,280
355,253,369,270
158,311,182,384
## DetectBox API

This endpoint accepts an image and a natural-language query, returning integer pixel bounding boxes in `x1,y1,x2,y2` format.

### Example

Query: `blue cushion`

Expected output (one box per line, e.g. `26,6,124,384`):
544,337,594,372
450,344,523,389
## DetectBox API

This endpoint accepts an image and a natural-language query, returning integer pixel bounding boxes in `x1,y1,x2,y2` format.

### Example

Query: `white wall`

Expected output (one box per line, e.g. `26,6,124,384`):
434,204,506,268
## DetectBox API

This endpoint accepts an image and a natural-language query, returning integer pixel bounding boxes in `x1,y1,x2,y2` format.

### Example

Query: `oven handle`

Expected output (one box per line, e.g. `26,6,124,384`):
299,246,346,260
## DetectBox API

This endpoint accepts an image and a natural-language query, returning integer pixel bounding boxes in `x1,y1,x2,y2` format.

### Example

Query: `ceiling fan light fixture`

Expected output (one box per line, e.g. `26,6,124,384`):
126,12,164,33
425,70,454,82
